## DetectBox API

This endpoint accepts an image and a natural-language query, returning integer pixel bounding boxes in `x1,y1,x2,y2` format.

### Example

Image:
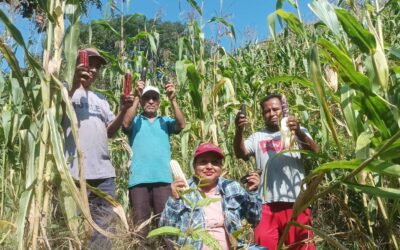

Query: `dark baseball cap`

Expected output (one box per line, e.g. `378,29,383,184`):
78,48,107,65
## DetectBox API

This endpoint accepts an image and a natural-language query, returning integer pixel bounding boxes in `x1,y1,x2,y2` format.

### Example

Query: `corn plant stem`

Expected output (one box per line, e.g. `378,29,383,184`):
278,130,400,249
1,145,5,217
368,173,399,249
358,172,374,235
375,0,383,48
31,0,55,245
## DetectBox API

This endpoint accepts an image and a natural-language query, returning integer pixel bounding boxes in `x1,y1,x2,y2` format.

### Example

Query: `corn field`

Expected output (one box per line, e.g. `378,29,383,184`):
0,0,399,249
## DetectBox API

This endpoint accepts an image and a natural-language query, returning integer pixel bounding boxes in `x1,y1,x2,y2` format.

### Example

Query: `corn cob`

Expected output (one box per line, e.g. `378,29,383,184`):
123,72,132,97
79,50,89,67
280,95,295,149
170,159,188,189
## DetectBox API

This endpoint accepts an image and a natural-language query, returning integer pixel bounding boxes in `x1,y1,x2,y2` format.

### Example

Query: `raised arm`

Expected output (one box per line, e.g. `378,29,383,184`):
234,112,250,160
165,81,185,133
107,94,134,138
121,80,144,132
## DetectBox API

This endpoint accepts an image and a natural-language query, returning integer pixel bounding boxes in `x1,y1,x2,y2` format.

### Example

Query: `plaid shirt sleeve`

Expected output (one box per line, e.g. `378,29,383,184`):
159,196,188,228
222,179,262,228
240,190,262,225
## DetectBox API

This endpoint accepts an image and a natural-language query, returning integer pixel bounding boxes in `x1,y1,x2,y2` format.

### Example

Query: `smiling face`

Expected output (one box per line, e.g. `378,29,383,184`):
194,152,223,189
140,91,160,117
81,58,103,89
261,97,283,132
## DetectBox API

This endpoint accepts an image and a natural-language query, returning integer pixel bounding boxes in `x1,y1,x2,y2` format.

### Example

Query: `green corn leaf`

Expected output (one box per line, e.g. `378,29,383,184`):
147,226,182,238
1,110,12,145
361,96,391,139
186,63,204,119
340,85,360,140
63,1,81,85
208,16,236,40
313,159,400,177
92,20,121,38
389,48,400,60
309,0,342,39
195,197,221,208
344,182,400,199
308,45,342,154
16,189,33,249
16,124,38,249
0,38,24,84
379,138,400,160
263,75,313,88
267,12,277,41
192,228,223,250
124,13,146,25
335,8,376,54
355,131,373,159
0,10,26,47
175,60,187,86
37,0,55,22
276,0,285,9
127,31,150,43
148,32,158,56
371,45,389,92
317,38,370,92
276,9,306,40
186,0,202,16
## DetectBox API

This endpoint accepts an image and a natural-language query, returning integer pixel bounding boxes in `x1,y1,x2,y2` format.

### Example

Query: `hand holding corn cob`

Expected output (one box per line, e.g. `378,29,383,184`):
170,160,188,199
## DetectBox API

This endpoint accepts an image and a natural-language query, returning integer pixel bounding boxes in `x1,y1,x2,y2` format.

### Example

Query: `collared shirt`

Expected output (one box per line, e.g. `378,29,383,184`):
62,89,116,179
126,114,176,187
159,177,262,249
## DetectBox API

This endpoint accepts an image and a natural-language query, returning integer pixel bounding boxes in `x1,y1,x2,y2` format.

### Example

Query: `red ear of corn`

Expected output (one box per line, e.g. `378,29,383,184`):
79,50,89,67
123,72,132,97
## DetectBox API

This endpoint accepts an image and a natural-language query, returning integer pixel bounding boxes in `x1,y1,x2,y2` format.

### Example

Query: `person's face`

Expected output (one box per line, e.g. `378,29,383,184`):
261,97,283,131
140,92,160,116
82,58,103,88
194,152,222,188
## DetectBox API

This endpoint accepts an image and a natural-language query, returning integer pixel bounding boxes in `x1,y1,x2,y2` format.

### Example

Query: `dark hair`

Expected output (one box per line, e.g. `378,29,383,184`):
259,94,282,108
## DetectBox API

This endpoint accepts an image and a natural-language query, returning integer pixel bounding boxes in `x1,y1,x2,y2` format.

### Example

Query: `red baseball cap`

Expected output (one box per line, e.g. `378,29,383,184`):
193,143,224,159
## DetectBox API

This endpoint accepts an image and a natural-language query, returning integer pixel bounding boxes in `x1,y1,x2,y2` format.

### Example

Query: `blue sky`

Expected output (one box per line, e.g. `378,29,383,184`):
86,0,316,48
1,0,317,68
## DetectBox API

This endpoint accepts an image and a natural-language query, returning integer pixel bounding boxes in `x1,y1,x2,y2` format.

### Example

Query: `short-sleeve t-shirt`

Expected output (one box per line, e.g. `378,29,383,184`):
126,115,176,187
62,89,116,180
244,127,312,203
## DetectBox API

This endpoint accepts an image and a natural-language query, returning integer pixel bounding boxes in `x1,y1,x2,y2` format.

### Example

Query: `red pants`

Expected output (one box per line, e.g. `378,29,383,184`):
254,202,315,250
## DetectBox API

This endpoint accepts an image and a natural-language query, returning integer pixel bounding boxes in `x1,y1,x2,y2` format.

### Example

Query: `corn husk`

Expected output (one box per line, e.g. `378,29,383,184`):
324,65,338,92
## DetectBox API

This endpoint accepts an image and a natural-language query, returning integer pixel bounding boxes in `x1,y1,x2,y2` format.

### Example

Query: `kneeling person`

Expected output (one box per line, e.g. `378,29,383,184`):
159,143,262,249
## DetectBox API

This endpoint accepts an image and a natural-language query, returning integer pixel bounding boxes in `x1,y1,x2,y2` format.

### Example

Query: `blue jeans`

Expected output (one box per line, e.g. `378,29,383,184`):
87,177,116,250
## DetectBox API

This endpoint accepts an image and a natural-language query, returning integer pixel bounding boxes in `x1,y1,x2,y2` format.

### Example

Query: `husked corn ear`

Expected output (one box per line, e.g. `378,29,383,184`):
170,159,189,188
280,117,292,149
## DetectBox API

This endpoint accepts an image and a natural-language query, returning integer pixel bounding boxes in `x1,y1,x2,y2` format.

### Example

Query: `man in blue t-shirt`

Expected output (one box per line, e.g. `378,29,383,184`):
122,80,185,239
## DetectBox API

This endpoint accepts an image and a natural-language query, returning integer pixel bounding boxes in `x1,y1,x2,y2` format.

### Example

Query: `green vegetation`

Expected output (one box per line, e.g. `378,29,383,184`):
0,0,399,249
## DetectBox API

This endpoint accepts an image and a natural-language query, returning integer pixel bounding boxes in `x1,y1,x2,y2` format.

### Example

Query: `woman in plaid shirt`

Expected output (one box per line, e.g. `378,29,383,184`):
159,143,262,249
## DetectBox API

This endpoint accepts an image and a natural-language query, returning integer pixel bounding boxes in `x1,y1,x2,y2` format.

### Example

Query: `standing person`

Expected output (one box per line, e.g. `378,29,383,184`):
234,94,319,250
63,48,134,249
122,79,185,239
159,143,262,250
